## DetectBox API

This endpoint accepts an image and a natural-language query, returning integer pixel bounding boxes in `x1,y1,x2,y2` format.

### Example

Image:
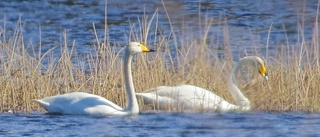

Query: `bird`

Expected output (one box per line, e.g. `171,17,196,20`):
33,42,154,116
136,56,268,112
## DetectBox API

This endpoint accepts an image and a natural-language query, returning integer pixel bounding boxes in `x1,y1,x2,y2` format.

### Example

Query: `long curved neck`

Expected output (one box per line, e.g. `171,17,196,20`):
228,58,252,109
123,49,139,114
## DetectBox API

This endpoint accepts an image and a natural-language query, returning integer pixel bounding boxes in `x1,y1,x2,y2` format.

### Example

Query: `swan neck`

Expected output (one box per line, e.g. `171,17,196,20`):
123,49,139,114
228,59,250,109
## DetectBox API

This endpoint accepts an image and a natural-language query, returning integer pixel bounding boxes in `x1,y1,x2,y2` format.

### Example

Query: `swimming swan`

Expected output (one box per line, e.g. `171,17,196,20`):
136,56,268,112
33,42,154,116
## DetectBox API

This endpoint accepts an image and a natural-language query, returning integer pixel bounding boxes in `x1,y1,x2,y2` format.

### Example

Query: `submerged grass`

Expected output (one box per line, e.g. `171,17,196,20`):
0,8,320,113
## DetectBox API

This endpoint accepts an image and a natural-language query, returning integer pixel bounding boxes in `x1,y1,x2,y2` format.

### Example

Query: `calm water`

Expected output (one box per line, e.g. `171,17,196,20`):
1,112,319,137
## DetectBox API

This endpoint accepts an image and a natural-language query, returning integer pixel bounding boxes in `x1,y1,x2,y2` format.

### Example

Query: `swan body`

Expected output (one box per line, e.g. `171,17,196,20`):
136,56,268,112
136,85,239,112
33,92,124,115
33,42,154,116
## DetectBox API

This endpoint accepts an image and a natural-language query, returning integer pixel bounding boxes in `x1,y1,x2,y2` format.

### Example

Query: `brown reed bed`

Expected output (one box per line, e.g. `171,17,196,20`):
0,10,319,113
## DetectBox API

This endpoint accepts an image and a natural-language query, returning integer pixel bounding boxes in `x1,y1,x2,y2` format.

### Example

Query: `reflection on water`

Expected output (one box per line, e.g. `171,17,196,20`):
0,0,318,56
0,112,320,136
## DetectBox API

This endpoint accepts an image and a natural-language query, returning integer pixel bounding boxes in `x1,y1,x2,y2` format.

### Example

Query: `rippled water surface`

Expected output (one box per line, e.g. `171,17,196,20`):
1,112,319,137
1,0,318,56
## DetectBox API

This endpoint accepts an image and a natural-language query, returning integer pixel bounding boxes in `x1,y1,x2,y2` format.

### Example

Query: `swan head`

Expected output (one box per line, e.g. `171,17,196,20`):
236,56,268,81
128,42,155,55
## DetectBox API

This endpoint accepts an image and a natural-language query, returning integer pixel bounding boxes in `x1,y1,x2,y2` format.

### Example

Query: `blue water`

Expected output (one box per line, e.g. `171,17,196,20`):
1,112,319,136
0,0,318,57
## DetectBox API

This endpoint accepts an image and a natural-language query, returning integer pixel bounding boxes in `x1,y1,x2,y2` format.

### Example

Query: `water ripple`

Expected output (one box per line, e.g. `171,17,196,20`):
1,112,320,136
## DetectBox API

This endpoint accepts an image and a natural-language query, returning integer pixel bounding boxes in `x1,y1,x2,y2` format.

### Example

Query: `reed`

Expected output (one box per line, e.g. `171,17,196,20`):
0,7,319,113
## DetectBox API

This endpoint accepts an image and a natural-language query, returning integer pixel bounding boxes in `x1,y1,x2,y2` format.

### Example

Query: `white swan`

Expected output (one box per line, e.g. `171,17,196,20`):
136,56,268,112
33,42,154,116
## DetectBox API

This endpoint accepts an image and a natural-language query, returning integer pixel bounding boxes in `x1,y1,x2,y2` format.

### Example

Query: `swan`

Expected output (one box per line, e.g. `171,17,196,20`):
136,56,268,112
33,42,154,116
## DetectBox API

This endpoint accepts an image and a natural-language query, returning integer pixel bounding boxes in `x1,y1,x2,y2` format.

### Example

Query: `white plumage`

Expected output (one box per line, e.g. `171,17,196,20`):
136,56,268,112
33,42,154,116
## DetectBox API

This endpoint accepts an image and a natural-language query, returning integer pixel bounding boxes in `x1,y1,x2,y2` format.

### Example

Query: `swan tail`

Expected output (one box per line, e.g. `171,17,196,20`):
135,92,149,96
140,87,158,93
135,93,150,101
32,99,50,111
135,93,157,104
135,93,143,96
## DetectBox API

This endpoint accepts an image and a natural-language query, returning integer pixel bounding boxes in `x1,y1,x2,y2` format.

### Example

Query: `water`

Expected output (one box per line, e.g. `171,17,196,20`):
0,112,319,136
0,0,318,57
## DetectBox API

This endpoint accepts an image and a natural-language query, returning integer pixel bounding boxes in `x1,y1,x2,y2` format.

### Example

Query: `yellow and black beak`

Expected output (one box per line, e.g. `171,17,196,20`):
140,44,155,52
258,65,268,81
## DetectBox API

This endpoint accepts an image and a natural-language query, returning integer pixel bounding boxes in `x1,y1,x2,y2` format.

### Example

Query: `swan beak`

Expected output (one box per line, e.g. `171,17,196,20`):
140,44,155,52
259,65,268,81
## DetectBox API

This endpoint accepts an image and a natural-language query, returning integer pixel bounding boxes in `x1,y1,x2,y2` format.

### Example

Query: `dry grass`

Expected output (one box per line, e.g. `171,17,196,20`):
0,9,320,113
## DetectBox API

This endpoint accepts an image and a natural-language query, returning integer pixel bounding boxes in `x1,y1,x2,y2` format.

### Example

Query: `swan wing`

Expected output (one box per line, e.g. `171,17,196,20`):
137,85,237,111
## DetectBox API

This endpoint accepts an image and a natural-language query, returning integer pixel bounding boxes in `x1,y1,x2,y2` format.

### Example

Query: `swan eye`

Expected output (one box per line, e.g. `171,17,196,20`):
258,65,267,76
